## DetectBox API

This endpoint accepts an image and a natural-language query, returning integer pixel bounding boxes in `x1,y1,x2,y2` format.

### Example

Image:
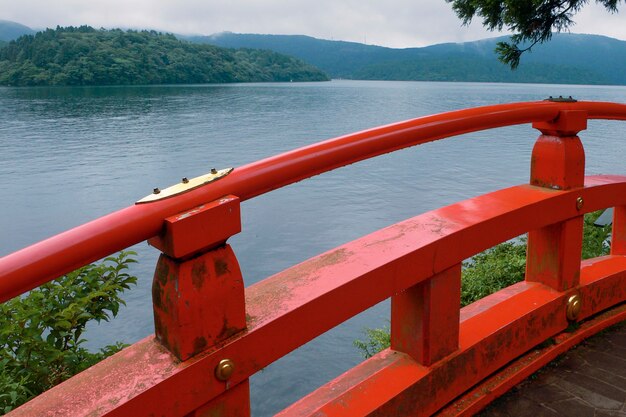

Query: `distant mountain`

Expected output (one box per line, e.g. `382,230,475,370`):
192,32,626,85
0,26,329,86
0,20,35,41
186,33,401,79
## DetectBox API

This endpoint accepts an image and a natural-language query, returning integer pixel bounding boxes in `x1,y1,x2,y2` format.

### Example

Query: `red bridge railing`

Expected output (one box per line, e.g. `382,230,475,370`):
2,100,626,416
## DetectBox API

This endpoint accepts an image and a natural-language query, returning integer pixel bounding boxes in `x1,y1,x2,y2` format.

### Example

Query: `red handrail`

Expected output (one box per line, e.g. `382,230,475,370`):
4,99,626,417
1,100,625,302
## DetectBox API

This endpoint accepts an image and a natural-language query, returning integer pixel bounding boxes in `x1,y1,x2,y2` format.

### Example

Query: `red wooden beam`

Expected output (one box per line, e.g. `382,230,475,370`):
437,303,626,417
279,257,626,416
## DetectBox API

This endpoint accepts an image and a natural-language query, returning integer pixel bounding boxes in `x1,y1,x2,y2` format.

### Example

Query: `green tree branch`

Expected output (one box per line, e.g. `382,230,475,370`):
446,0,623,68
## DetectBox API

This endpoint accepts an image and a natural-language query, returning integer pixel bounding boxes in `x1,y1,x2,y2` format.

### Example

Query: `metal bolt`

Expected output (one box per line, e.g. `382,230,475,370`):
215,359,235,381
153,188,161,195
566,294,582,321
182,177,189,184
576,197,584,211
211,168,218,175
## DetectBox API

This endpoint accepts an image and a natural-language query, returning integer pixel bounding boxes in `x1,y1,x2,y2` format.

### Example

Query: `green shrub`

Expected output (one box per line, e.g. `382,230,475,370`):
0,251,137,414
461,241,527,307
353,326,391,359
581,210,612,259
354,211,612,358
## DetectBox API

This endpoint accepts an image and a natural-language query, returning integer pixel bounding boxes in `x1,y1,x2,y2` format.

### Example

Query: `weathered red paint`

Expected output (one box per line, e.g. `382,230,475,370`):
577,255,626,319
4,102,626,417
187,380,251,417
149,195,246,363
148,195,241,259
526,218,583,291
152,244,246,361
280,282,567,416
526,114,586,292
391,264,461,365
280,257,626,416
529,135,585,190
437,303,626,417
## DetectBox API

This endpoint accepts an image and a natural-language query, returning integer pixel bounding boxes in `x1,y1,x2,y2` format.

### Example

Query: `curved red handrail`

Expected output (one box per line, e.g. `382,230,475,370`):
1,100,625,302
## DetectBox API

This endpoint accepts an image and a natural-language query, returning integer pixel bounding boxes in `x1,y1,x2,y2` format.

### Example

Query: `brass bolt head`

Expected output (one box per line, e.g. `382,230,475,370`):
576,197,584,211
566,294,582,321
215,359,235,381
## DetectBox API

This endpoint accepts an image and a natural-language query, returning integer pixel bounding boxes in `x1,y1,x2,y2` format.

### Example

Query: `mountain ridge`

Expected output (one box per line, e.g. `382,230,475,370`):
2,19,625,85
191,32,626,85
0,19,35,42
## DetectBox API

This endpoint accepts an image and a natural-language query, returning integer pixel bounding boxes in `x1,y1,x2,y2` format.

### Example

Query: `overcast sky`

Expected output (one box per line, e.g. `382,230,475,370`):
2,0,625,48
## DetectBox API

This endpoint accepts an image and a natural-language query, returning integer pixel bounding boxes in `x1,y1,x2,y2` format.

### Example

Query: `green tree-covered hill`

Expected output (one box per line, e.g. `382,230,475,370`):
0,26,329,86
196,32,626,85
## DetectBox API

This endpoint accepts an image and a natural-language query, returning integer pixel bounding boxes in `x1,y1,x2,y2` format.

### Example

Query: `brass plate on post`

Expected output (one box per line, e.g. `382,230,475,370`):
136,168,233,204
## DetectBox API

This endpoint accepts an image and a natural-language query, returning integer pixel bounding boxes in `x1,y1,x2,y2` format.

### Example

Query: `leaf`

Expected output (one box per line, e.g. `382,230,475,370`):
495,42,522,69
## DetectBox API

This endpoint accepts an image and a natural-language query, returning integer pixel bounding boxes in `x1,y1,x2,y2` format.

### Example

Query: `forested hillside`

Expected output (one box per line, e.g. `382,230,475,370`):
198,32,626,85
0,26,329,86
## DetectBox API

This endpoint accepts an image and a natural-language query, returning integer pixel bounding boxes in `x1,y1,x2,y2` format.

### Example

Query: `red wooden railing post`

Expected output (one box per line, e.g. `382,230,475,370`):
149,195,250,416
526,110,587,292
391,264,461,365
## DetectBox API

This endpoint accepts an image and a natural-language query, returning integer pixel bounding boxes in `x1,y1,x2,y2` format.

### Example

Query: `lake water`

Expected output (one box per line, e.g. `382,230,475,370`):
1,80,626,415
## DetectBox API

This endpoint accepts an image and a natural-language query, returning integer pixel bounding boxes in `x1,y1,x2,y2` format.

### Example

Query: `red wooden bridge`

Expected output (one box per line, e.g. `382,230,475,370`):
1,99,626,416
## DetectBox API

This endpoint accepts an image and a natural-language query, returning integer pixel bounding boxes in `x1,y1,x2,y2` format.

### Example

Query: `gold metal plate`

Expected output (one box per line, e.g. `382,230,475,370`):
136,168,234,204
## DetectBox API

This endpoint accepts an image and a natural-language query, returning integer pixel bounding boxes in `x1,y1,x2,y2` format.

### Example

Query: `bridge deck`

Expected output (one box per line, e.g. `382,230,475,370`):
480,321,626,417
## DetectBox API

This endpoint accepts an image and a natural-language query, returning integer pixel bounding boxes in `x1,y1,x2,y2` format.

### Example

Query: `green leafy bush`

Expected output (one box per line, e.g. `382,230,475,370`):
581,210,612,259
354,211,612,358
461,241,527,307
0,251,137,414
353,326,391,359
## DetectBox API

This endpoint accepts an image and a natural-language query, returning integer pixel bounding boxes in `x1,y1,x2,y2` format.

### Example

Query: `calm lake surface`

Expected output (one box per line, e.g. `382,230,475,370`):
1,80,626,415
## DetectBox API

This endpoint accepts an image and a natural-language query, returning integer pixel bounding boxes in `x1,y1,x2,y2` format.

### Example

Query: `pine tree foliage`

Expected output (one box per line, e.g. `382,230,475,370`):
446,0,623,68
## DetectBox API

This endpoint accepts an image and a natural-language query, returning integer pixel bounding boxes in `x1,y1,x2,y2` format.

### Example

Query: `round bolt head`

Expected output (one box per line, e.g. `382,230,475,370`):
153,188,161,195
566,294,582,321
215,359,235,381
576,197,584,211
182,177,189,184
